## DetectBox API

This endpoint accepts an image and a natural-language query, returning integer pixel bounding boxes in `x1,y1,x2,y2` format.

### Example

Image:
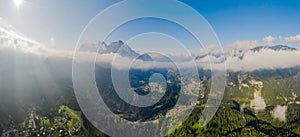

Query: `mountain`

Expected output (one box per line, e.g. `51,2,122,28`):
236,44,298,60
251,45,297,52
196,44,298,61
83,40,153,61
194,44,300,71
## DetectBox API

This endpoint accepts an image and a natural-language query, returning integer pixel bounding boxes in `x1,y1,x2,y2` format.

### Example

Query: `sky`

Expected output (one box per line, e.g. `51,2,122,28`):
0,0,300,50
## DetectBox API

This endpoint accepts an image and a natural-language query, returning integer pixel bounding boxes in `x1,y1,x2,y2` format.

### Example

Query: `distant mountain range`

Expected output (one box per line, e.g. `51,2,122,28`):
84,38,300,71
195,44,298,62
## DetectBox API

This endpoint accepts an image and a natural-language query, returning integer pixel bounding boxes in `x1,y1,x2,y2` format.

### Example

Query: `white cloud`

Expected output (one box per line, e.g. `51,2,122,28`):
285,34,300,43
204,44,219,52
271,105,287,122
250,96,266,111
263,35,276,46
225,49,300,71
227,40,260,50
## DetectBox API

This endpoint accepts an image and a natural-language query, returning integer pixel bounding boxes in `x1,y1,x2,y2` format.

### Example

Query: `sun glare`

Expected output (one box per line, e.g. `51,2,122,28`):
13,0,24,8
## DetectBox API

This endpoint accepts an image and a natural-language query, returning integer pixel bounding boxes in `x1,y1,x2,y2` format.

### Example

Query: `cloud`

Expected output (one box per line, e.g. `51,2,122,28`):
225,40,260,56
225,49,300,71
285,34,300,43
203,44,220,53
271,105,287,122
98,53,198,71
227,40,260,50
263,35,276,46
250,96,266,111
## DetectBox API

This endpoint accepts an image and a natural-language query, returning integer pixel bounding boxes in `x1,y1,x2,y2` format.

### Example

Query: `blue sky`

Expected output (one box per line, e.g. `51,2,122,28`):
0,0,300,49
187,0,300,45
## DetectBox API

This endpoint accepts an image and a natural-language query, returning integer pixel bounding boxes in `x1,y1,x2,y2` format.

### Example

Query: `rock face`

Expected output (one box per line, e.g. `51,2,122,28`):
84,40,153,61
